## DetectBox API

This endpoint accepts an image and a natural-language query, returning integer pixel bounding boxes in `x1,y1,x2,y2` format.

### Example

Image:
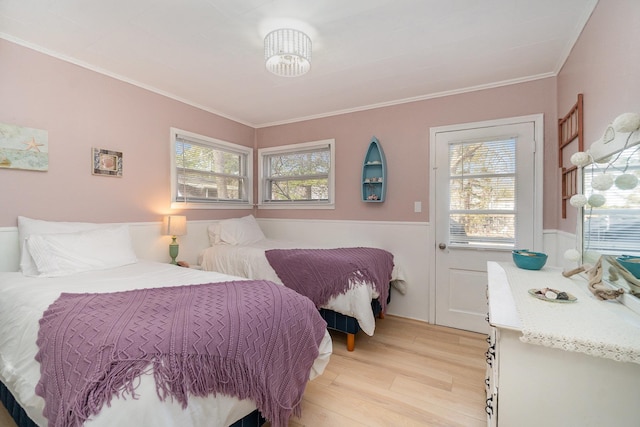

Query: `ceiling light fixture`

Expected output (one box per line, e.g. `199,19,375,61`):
264,28,311,77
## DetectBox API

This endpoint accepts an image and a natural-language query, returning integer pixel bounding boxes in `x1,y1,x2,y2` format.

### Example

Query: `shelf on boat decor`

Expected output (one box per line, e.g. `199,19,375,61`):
362,137,387,202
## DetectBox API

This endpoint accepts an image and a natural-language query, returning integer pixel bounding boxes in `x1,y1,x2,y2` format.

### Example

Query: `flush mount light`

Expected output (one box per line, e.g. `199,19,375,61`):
264,28,312,77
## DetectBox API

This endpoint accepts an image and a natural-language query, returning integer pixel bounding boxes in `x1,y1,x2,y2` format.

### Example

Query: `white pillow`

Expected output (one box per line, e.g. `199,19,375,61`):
25,225,137,277
18,216,113,276
207,222,222,246
18,217,138,276
209,215,265,246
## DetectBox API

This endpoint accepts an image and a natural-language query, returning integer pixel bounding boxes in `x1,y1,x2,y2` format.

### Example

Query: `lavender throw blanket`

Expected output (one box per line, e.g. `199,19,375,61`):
35,280,327,427
265,247,394,312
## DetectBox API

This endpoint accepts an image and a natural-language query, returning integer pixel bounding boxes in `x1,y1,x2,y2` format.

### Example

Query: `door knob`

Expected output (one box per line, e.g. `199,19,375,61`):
438,243,447,250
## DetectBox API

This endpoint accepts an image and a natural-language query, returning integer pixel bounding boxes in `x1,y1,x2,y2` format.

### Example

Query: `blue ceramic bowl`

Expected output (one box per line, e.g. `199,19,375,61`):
617,255,640,279
512,250,548,270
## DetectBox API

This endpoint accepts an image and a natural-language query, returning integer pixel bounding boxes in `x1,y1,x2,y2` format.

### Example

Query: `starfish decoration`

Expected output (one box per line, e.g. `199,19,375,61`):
22,137,44,152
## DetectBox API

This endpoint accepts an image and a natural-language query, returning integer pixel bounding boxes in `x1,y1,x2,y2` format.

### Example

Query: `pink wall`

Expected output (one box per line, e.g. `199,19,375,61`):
557,0,640,233
2,0,632,230
258,79,558,225
0,39,255,227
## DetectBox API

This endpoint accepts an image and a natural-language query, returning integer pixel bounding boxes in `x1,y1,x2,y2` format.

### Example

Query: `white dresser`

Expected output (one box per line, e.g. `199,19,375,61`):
486,261,640,427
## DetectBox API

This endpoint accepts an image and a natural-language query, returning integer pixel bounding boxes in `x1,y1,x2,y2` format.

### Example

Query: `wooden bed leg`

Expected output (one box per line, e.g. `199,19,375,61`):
379,311,385,319
346,333,355,351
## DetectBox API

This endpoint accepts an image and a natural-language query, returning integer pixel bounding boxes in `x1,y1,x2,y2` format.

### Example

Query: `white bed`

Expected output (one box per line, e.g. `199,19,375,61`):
0,217,331,427
198,215,405,351
200,239,386,336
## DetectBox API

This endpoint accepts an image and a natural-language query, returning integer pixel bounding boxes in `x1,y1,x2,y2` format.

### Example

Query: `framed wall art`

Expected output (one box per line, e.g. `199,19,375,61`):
92,147,123,177
0,123,49,171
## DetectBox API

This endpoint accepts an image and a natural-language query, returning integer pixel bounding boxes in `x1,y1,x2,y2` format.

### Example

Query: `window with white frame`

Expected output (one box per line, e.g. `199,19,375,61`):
258,139,335,208
170,128,252,209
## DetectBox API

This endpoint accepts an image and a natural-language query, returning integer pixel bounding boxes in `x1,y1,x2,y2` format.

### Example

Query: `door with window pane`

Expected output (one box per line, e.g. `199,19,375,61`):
433,120,538,333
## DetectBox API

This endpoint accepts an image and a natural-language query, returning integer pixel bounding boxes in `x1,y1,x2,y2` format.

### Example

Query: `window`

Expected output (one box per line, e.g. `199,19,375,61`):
258,139,335,209
583,144,640,256
448,137,517,248
170,128,252,209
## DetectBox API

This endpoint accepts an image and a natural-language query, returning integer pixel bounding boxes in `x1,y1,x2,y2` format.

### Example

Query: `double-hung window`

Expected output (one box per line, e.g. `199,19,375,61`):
170,128,252,209
258,139,335,209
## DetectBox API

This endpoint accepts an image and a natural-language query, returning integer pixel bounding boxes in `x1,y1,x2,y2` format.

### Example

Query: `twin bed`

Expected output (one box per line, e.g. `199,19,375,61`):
199,215,399,351
0,217,332,427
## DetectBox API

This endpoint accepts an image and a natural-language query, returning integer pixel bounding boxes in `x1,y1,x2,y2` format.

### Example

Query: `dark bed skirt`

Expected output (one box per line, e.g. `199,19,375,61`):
0,381,37,427
319,294,388,335
0,380,264,427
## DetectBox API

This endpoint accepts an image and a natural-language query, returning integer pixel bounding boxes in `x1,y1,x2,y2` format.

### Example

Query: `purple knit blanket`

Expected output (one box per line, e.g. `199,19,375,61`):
265,247,394,311
35,280,327,427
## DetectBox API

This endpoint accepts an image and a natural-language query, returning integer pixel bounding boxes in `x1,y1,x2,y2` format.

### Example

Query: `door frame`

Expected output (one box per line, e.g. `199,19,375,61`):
427,114,544,324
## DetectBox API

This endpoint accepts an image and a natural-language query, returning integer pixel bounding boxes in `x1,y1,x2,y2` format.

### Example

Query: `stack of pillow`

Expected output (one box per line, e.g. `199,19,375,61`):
17,216,137,277
207,215,266,246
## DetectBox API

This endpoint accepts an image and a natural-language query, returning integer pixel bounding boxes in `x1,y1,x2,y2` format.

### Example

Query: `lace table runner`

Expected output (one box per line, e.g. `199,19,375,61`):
499,262,640,364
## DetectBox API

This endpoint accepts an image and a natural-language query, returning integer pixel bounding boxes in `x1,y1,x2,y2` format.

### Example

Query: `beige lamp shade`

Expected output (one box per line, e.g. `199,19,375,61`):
162,215,187,236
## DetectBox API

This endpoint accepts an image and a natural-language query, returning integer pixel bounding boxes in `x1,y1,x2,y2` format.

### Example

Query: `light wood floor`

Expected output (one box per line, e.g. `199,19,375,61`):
289,316,488,427
0,316,488,427
0,401,13,427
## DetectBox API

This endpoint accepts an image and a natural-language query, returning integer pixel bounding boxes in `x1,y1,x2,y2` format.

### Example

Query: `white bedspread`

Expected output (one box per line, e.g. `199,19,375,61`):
0,260,331,427
199,239,400,335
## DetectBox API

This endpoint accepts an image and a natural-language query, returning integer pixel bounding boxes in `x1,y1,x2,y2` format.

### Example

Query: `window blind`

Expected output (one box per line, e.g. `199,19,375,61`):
448,137,517,248
583,148,640,256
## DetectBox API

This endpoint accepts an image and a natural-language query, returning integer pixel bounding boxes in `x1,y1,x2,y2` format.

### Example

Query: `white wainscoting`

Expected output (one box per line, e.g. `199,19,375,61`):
257,218,431,323
0,221,214,273
0,218,432,322
0,218,574,325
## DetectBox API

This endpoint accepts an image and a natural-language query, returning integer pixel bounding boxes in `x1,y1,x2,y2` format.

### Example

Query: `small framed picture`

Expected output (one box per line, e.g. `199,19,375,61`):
92,147,122,177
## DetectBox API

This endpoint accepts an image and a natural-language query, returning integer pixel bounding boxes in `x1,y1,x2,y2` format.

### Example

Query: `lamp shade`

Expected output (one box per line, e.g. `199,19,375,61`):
162,215,187,236
264,28,311,77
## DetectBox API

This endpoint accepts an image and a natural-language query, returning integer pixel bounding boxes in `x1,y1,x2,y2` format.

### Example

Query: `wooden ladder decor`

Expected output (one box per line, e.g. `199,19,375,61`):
558,93,584,218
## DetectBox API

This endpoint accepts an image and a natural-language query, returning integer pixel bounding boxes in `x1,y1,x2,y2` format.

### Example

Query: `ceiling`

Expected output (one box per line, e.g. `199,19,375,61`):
0,0,598,127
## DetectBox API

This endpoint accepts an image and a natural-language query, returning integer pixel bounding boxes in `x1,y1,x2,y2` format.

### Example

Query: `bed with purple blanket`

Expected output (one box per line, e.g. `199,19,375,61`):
0,217,331,427
199,216,401,351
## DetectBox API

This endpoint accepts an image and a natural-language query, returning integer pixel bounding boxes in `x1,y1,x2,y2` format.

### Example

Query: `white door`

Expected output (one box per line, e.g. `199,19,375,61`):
431,116,542,333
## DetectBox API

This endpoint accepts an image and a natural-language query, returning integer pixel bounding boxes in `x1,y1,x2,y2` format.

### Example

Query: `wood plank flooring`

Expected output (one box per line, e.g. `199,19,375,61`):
0,316,488,427
288,315,488,427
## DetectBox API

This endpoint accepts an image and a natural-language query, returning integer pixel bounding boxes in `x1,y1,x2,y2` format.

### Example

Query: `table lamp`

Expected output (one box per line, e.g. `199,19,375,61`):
162,215,186,264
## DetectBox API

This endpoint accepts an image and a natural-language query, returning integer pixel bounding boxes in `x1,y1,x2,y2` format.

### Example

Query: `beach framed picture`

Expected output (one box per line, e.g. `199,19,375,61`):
92,147,123,177
0,123,49,171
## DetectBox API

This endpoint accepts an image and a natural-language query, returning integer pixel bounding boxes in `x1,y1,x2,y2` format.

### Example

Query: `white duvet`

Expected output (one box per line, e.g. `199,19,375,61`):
200,239,400,336
0,260,331,427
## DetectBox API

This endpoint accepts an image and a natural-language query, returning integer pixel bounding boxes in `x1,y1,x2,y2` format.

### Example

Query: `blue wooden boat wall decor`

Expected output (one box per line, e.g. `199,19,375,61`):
362,137,386,202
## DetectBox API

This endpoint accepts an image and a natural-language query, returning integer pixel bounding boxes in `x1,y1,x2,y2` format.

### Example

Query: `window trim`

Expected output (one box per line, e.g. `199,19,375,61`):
170,127,253,210
258,139,335,210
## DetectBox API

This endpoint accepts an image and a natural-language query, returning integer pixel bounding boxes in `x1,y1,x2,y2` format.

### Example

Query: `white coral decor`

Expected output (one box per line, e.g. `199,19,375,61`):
570,151,591,167
612,112,640,132
569,194,587,207
591,174,614,191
